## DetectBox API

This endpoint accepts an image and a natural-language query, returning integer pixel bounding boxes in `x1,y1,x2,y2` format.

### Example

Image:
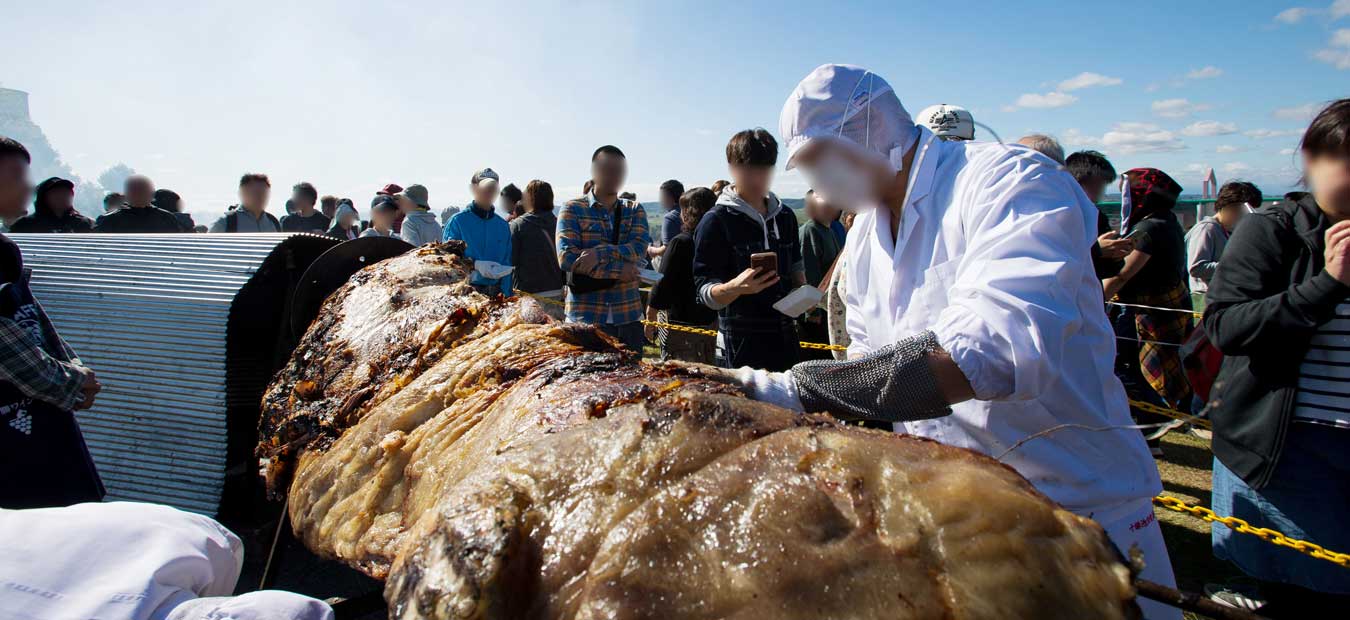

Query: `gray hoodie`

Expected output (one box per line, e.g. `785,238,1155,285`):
400,209,443,247
1185,216,1228,294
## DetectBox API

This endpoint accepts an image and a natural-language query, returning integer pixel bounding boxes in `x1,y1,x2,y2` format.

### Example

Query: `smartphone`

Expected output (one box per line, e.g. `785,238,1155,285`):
750,252,778,277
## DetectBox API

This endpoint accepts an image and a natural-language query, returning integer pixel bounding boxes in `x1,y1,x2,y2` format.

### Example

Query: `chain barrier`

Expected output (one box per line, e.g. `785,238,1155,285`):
522,292,1349,568
1153,495,1350,568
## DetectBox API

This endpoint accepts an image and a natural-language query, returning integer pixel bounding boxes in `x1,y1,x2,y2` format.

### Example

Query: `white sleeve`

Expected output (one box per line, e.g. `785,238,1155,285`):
931,164,1092,401
841,221,871,359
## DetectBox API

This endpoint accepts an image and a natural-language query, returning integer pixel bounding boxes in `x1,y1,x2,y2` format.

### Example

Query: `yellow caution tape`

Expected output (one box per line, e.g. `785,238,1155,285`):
521,291,848,351
1128,399,1212,430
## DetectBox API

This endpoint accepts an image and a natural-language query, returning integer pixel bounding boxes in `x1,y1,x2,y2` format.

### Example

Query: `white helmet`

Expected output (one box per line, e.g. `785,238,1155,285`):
917,104,975,141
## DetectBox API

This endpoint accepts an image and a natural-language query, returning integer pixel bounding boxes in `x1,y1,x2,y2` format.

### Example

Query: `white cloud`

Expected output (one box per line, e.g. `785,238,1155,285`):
1223,162,1255,175
1186,66,1224,80
1011,91,1078,109
1280,148,1297,156
1061,128,1101,149
1075,122,1186,154
1314,29,1350,70
1152,98,1212,118
1057,72,1123,92
1276,7,1313,23
1275,2,1350,24
1245,128,1302,139
1215,145,1243,153
1274,102,1324,121
1182,120,1239,137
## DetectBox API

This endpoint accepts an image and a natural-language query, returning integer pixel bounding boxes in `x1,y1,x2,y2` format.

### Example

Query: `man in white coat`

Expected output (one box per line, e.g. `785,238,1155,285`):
743,64,1179,619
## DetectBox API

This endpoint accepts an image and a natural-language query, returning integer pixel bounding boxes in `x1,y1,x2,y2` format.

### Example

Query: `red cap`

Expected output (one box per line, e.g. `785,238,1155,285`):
378,183,404,195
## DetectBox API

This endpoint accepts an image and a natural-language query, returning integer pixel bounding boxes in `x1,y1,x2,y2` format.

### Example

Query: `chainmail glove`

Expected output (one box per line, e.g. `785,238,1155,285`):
790,330,952,422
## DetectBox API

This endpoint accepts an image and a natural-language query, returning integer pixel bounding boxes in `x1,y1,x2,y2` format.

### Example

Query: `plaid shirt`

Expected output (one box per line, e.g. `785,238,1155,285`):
556,193,650,324
0,293,86,412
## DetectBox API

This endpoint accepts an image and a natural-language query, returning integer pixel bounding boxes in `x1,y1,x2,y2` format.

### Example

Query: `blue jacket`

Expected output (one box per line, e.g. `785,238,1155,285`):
443,201,513,292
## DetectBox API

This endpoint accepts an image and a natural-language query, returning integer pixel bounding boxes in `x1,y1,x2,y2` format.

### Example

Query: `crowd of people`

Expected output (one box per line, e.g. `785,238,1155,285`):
0,62,1347,619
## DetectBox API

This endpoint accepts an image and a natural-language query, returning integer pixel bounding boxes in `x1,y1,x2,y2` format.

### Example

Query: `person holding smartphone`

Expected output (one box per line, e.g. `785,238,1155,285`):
692,129,807,371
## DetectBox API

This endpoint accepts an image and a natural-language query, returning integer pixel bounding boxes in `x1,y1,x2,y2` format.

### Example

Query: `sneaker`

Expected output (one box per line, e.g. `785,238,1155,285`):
1205,583,1264,611
1144,418,1185,441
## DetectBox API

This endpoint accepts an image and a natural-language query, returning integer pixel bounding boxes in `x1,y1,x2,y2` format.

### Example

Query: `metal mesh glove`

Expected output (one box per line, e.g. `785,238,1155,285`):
790,330,951,422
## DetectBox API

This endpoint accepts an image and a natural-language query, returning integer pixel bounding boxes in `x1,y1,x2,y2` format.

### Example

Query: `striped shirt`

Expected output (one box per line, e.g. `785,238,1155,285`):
1295,302,1350,427
556,193,650,324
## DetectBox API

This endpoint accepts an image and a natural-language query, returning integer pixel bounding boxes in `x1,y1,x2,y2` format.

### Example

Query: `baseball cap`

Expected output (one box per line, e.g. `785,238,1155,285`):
471,168,500,186
378,183,404,196
917,104,976,141
401,184,430,208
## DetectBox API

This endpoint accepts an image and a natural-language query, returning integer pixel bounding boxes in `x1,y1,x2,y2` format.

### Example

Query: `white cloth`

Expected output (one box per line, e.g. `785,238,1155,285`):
839,132,1161,514
1093,498,1182,620
0,502,332,620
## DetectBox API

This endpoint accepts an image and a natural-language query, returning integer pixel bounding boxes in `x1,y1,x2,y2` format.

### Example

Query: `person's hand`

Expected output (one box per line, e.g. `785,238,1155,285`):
1097,231,1135,260
1325,221,1350,286
618,262,639,283
76,368,100,410
725,267,779,296
647,244,666,258
644,322,658,343
573,250,599,276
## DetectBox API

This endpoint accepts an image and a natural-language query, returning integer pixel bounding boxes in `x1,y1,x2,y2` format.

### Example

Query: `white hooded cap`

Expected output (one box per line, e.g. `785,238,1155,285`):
779,64,919,170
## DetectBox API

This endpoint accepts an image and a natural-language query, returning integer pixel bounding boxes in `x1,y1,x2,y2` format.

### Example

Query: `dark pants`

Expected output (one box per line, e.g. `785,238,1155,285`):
598,321,646,354
720,319,800,372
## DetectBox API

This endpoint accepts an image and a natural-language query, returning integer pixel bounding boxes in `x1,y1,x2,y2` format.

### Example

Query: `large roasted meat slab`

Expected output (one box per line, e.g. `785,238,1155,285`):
258,243,1140,619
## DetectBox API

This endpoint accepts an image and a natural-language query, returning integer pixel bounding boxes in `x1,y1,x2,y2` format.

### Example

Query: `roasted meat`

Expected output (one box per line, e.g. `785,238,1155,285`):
258,247,1141,619
385,408,1136,620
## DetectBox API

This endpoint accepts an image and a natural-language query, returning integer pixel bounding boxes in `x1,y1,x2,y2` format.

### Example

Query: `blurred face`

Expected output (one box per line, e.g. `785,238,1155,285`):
659,190,678,210
338,211,357,227
1306,153,1350,219
372,207,395,229
125,177,154,206
793,140,892,211
728,164,774,201
473,180,498,208
45,186,75,215
292,191,316,213
104,196,123,213
591,153,627,196
240,182,270,210
0,156,32,220
1079,179,1109,204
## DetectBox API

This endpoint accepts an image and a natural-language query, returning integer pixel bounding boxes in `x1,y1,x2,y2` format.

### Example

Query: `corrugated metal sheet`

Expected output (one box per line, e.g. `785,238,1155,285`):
8,233,334,514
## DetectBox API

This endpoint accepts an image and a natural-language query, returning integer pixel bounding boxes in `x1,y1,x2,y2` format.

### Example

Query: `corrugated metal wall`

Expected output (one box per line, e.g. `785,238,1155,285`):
9,233,320,514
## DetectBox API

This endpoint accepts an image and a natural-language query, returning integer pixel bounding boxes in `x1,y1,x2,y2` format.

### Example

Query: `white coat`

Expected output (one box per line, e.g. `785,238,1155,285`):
841,128,1162,514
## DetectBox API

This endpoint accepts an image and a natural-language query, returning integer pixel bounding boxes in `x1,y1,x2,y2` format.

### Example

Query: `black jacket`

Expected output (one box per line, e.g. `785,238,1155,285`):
1203,194,1350,488
94,206,183,234
649,232,717,326
8,211,94,234
692,193,803,332
509,210,565,294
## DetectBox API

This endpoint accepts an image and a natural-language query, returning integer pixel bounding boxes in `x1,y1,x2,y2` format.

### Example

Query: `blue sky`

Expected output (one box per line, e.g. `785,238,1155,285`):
4,0,1348,219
